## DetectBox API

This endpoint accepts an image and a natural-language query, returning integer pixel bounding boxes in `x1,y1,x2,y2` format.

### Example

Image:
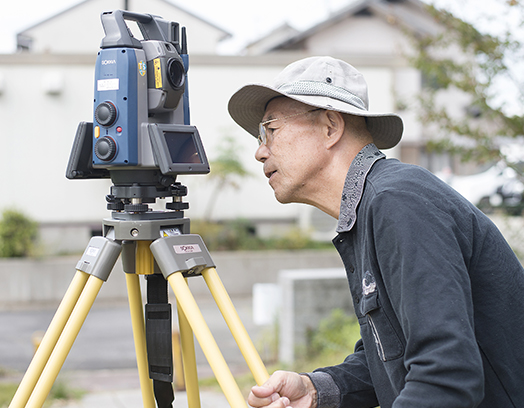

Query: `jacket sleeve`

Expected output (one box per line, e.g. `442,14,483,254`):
313,339,379,408
370,189,485,407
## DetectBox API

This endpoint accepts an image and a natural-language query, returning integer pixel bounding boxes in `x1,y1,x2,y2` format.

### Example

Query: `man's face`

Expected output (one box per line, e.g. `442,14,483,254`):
255,98,326,205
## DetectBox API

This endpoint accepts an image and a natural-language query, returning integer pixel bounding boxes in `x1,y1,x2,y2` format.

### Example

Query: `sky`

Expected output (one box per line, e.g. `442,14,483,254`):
0,0,518,55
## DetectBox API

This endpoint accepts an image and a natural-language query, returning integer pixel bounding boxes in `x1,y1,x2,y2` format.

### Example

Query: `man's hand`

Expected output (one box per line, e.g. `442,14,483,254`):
248,370,317,408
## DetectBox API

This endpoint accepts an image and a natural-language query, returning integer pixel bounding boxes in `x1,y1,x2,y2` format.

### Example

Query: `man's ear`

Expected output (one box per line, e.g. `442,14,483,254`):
323,110,345,149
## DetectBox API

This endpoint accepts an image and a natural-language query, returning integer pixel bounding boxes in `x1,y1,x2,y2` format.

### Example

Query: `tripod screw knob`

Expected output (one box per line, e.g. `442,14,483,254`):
107,201,125,210
166,202,189,211
125,203,149,213
106,195,125,210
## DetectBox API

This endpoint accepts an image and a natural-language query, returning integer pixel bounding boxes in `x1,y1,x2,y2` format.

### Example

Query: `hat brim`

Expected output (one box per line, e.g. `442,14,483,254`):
228,83,403,150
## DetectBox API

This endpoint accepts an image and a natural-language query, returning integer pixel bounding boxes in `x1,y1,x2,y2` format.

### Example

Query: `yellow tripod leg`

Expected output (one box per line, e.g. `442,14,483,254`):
167,272,247,408
202,267,269,386
202,268,269,385
125,273,155,408
172,330,185,391
9,270,89,408
25,274,103,408
177,299,201,408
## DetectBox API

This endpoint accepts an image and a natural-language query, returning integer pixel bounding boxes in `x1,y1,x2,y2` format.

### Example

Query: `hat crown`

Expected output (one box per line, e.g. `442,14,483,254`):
273,56,369,111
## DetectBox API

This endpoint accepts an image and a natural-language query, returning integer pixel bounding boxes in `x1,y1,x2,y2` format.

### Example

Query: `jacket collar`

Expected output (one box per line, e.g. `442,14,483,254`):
337,143,385,233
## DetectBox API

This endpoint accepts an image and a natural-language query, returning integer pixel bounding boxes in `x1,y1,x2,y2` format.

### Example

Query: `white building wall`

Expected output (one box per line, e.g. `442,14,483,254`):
0,52,406,223
0,59,112,224
306,16,410,57
0,55,310,228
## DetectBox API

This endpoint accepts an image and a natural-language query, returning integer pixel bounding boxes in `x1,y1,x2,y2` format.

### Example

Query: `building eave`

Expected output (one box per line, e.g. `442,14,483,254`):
269,0,435,51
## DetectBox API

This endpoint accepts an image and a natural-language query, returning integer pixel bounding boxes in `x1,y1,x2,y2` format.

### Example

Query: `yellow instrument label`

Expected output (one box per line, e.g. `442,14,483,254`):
154,58,162,88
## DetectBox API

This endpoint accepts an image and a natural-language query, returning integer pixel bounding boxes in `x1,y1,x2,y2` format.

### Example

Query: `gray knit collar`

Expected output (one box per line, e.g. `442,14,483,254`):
337,143,385,233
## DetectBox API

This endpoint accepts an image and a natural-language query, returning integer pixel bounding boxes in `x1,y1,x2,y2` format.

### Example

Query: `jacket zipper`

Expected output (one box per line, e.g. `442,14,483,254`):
368,314,386,361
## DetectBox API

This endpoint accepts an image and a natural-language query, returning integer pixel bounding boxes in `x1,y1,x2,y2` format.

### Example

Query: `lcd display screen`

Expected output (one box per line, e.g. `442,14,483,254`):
164,131,202,164
148,123,209,175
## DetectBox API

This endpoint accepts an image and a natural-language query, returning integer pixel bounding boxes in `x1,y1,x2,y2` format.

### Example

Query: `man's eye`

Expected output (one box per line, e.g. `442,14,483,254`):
267,127,276,134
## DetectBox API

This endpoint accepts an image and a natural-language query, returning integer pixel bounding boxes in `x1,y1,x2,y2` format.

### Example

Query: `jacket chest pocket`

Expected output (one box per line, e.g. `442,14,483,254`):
361,291,404,362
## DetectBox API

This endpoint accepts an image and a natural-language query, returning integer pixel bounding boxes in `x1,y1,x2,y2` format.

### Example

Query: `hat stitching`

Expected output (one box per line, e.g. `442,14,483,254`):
277,80,367,111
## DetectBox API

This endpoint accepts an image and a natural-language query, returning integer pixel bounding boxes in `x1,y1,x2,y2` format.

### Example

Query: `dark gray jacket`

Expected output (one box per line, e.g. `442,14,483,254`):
311,146,524,408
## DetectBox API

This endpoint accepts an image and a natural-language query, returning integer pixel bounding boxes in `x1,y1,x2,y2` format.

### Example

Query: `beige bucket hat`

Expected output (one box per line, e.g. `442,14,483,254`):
228,56,403,149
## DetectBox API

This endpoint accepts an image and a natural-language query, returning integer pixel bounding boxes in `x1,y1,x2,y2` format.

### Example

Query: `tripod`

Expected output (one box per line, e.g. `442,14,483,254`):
9,210,269,408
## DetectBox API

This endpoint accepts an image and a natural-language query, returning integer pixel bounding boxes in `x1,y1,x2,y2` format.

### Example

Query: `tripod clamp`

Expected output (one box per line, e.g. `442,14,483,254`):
150,234,215,278
74,236,121,282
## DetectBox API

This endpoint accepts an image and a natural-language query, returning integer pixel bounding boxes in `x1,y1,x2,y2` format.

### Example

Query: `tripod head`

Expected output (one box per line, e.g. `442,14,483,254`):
66,10,210,218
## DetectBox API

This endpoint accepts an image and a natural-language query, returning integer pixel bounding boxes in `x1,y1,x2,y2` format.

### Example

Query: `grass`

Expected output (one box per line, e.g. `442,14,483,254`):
47,381,85,403
0,379,85,408
0,383,18,408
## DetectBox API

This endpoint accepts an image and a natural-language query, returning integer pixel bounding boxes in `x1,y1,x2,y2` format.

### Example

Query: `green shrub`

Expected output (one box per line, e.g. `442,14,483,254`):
306,309,361,360
191,219,263,251
0,209,38,257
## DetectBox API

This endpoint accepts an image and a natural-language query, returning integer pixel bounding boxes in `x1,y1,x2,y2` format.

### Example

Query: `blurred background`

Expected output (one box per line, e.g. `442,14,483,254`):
1,0,523,405
0,0,522,256
0,0,524,254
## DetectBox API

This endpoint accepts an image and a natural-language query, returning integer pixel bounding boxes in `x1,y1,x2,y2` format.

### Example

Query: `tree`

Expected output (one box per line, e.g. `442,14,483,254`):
409,1,524,178
204,135,252,221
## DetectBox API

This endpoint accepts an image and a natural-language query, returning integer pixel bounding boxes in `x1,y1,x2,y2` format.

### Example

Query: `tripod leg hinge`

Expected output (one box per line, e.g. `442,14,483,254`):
150,234,215,278
75,236,121,281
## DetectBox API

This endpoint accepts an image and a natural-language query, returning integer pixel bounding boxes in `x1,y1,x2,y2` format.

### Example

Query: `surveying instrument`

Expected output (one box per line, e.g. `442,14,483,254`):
9,10,268,408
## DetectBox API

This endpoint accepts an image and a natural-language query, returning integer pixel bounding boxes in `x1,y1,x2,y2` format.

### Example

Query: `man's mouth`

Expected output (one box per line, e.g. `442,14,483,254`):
265,170,276,180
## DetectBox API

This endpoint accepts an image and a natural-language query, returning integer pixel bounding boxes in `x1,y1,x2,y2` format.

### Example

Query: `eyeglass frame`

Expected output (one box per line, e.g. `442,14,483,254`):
257,108,323,146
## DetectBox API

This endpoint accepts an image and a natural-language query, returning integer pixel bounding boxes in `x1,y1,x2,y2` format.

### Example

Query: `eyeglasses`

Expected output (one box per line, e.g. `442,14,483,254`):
257,108,323,146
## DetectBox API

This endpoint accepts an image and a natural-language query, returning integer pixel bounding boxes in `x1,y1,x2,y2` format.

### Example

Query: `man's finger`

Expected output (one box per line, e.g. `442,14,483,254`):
251,385,277,398
248,387,282,407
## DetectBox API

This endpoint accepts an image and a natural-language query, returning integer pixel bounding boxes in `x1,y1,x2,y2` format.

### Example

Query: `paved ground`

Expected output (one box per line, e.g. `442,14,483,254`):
0,293,266,407
26,369,232,408
48,389,230,408
0,294,261,371
47,388,231,408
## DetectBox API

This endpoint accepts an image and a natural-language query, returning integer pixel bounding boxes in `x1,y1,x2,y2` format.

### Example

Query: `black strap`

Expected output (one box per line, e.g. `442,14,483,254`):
145,274,174,408
153,380,175,408
147,273,169,304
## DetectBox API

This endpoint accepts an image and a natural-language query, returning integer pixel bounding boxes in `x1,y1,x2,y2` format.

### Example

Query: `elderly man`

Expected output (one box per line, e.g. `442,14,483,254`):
227,56,524,408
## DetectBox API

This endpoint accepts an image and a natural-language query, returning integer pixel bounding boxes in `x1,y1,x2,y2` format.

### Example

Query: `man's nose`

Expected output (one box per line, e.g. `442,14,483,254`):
255,143,269,163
